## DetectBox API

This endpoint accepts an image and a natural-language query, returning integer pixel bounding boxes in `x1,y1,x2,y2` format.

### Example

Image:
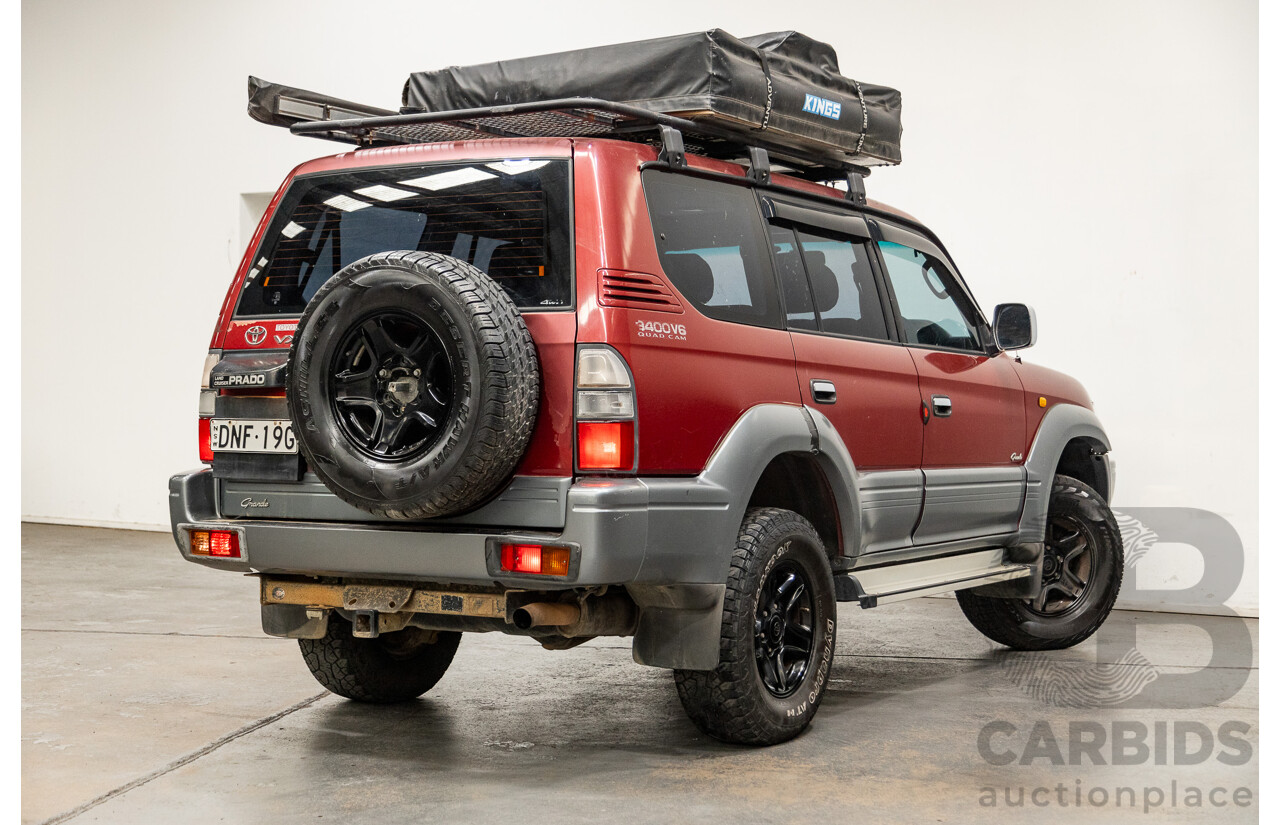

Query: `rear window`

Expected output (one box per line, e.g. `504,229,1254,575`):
235,159,571,317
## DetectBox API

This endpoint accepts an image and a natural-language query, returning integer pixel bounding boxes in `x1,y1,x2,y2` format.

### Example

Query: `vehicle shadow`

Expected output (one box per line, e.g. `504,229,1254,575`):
298,640,1013,765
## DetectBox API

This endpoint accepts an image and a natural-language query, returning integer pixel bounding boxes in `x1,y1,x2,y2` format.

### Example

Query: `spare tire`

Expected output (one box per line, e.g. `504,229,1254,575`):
287,251,539,519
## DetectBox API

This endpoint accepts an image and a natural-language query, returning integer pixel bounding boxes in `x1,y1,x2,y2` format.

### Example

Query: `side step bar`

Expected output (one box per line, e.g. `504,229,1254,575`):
835,547,1033,609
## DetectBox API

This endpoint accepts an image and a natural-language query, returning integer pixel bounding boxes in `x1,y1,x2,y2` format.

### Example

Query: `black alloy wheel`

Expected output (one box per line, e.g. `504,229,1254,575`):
328,311,455,462
754,561,816,698
1026,514,1096,616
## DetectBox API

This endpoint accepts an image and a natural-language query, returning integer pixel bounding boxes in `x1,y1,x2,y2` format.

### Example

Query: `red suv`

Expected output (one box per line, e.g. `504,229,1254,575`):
171,80,1120,746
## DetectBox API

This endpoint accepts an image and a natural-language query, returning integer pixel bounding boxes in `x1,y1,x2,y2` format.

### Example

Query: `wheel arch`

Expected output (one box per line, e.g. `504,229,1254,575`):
707,405,861,570
1018,404,1112,543
1054,436,1111,502
631,404,860,671
747,453,844,564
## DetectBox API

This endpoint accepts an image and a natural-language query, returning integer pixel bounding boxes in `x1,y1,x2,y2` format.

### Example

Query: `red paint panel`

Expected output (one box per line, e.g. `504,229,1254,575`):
514,311,576,476
791,334,923,470
1010,360,1095,455
913,350,1025,467
623,321,802,474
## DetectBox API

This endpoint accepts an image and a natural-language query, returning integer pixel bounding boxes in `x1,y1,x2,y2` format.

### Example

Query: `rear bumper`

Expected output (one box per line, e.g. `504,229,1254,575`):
169,469,726,588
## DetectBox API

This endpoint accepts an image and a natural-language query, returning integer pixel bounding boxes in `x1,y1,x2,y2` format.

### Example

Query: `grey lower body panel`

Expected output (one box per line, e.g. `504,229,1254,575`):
219,474,572,530
913,466,1025,545
169,469,730,589
856,469,924,553
171,468,731,669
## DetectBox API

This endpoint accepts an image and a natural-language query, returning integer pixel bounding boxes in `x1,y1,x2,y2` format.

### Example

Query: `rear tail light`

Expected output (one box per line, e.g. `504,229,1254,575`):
198,350,221,464
190,529,241,558
575,346,635,473
577,421,635,470
499,543,571,576
198,418,214,462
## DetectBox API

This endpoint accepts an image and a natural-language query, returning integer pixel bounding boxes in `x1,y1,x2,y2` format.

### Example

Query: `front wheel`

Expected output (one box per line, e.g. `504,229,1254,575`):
674,507,837,745
299,619,461,703
956,475,1123,650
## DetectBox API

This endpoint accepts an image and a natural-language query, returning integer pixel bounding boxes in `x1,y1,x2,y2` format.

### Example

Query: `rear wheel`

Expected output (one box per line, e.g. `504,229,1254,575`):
956,475,1122,650
674,508,837,745
299,619,461,703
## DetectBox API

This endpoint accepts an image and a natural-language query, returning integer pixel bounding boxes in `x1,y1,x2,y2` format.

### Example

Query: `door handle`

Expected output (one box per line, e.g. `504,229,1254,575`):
931,394,952,417
811,380,837,404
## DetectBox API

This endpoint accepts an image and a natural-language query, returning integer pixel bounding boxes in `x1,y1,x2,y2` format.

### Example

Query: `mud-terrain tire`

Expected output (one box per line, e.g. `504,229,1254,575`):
957,475,1123,650
299,620,461,703
287,251,539,519
674,507,837,746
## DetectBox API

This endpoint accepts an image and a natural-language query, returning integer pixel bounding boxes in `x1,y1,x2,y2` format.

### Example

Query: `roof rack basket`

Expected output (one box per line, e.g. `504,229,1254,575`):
250,78,869,184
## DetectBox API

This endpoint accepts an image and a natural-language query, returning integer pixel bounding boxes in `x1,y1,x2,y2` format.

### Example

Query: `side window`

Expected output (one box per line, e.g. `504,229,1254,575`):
795,230,890,341
642,171,781,328
768,225,817,331
879,241,982,352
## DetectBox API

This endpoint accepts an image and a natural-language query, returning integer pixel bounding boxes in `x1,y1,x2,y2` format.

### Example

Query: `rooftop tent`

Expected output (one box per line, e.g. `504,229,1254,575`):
401,30,903,167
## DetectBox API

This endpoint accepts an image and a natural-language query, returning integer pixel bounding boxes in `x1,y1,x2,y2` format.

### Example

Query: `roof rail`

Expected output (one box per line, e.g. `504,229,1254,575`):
253,78,867,183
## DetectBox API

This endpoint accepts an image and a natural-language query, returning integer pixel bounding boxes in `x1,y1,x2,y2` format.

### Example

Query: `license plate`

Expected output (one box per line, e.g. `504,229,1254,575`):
210,419,298,454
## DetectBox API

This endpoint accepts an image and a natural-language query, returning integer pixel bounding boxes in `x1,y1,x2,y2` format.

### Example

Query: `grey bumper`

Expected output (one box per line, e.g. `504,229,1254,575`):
169,469,730,588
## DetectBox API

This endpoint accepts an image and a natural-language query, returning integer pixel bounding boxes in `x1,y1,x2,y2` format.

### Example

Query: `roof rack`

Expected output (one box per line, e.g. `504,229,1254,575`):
251,79,867,184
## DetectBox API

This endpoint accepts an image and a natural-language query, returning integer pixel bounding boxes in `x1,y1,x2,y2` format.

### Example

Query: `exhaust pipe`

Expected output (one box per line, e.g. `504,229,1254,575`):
512,602,580,630
511,594,637,636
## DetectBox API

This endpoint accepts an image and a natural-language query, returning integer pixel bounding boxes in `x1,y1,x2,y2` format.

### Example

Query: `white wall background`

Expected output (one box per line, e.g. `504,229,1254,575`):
22,0,1258,613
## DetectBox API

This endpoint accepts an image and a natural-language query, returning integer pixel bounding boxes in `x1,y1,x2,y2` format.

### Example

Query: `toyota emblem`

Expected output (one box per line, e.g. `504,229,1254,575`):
245,325,268,346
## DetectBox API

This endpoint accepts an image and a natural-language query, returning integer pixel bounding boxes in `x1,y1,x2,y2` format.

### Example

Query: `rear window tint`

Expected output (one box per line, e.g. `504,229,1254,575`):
795,230,890,341
641,171,781,329
235,159,571,317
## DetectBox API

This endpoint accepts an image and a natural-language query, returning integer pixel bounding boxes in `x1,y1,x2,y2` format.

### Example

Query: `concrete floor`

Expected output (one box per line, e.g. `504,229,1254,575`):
22,523,1258,824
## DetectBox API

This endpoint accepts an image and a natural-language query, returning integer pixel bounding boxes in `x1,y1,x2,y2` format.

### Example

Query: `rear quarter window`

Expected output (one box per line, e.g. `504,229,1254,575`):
641,171,781,329
235,159,571,317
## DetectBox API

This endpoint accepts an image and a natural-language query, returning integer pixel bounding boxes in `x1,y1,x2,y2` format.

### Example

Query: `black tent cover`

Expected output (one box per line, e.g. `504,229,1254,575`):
402,30,903,166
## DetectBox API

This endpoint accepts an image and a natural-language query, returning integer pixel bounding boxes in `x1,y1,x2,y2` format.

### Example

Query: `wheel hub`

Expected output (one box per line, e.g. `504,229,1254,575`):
383,371,421,409
327,310,455,461
767,614,785,644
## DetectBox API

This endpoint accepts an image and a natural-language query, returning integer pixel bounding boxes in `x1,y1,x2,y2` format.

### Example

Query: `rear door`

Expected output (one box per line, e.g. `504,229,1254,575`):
763,198,924,554
871,221,1026,546
217,156,578,520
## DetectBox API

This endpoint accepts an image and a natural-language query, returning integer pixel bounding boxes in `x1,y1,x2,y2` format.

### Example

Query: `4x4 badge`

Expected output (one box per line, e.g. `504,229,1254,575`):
245,325,268,345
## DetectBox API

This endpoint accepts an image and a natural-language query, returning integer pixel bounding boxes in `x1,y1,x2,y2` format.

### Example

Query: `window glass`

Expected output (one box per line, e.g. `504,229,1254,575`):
796,230,889,341
642,171,781,328
769,225,817,331
235,159,571,317
878,241,982,351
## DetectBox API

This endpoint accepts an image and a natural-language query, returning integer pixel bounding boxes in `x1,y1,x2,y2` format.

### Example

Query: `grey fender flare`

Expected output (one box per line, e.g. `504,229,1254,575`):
631,403,860,670
1017,403,1112,543
638,403,860,584
804,405,863,560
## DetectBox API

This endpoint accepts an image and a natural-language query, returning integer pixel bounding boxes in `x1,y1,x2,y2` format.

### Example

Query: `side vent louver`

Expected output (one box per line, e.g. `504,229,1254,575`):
597,269,684,314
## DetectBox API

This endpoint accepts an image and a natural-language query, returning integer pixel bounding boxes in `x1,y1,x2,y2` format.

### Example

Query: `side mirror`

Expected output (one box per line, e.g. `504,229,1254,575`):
992,303,1037,350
